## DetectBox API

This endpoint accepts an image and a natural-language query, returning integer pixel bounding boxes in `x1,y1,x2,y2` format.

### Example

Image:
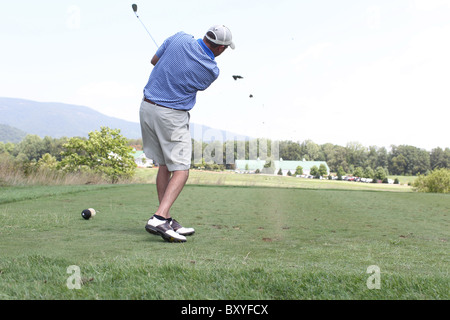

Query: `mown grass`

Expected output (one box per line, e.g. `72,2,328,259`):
136,168,414,192
0,179,448,300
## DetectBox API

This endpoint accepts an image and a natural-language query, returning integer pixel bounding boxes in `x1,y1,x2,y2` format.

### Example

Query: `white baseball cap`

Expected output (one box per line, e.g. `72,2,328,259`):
205,25,235,49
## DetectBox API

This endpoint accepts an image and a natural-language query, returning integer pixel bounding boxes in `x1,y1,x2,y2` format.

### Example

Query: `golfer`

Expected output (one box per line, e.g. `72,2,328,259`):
140,25,234,242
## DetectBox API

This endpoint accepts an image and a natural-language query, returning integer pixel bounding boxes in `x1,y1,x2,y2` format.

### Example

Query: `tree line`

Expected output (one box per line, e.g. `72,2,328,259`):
0,128,136,184
278,140,449,176
190,139,449,176
1,134,449,177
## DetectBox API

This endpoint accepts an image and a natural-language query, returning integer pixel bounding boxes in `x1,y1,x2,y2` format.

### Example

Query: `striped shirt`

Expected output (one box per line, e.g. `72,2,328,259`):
143,31,220,111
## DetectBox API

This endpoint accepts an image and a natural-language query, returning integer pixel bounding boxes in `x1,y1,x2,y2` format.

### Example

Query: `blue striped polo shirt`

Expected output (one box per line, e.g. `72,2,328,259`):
143,31,220,111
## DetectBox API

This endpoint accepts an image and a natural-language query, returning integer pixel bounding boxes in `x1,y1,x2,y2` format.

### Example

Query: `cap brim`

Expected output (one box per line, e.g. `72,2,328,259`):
229,42,235,49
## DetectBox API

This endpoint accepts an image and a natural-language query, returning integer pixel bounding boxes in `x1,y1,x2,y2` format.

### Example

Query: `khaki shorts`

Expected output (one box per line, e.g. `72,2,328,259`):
139,99,191,171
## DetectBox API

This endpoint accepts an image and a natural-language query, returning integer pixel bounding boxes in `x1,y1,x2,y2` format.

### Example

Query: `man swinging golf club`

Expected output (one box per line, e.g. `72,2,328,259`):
140,25,235,242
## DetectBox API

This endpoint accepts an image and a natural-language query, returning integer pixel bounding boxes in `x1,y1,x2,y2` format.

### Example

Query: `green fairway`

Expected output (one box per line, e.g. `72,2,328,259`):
136,168,414,192
0,179,448,299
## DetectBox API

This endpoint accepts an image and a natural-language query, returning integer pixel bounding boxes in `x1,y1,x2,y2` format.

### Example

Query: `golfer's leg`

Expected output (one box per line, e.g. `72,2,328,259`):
155,169,189,219
156,165,176,218
156,165,171,204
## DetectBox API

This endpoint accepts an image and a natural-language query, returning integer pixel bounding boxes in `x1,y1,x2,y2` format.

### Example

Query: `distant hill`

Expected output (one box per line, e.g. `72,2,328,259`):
0,124,27,143
0,97,248,142
0,97,142,139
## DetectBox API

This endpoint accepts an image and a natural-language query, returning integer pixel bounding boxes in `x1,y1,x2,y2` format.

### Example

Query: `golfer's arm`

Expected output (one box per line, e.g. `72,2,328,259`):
151,55,159,66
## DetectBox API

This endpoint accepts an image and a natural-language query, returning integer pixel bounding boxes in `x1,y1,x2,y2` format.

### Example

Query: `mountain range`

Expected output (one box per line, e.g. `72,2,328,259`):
0,97,248,143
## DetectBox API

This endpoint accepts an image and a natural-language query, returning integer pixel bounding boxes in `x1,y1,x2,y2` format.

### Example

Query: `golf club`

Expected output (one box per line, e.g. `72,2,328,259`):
132,3,159,48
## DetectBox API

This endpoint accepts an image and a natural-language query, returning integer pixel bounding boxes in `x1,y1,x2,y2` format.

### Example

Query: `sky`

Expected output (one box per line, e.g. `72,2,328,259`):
1,0,449,151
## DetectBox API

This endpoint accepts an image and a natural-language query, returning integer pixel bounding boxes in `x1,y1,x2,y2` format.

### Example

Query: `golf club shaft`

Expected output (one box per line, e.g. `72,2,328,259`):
135,13,159,48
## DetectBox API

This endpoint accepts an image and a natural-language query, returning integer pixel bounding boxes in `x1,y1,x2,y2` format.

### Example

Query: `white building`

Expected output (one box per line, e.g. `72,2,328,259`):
235,159,330,176
132,150,154,168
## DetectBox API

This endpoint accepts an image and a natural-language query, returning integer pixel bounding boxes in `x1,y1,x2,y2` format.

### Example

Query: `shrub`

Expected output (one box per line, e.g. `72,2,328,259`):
59,127,136,183
337,166,345,180
375,166,387,181
318,164,328,176
413,168,450,193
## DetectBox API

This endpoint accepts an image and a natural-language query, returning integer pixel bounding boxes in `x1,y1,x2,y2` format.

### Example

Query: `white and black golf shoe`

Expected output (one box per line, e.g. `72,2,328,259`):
170,219,195,236
145,217,186,243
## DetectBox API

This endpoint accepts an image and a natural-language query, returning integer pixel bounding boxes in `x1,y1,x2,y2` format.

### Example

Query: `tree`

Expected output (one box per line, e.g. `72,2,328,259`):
366,146,379,169
354,167,364,178
364,167,375,179
376,146,389,168
346,141,367,168
59,127,136,183
277,168,283,175
203,140,223,165
295,165,303,176
413,168,450,193
389,145,430,175
337,166,345,180
390,154,407,175
42,136,69,161
279,141,302,160
0,142,15,155
321,143,336,165
37,153,57,169
310,165,319,176
328,145,348,172
13,135,46,161
430,147,449,170
374,166,387,181
301,140,322,161
318,163,328,177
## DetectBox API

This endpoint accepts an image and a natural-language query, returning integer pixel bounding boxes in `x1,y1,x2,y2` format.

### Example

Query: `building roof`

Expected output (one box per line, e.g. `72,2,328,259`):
235,159,266,170
131,150,145,159
275,160,329,172
235,159,329,172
